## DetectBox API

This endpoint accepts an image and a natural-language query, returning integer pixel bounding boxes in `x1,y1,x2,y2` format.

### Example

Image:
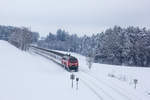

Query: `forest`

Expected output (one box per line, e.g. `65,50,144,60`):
1,25,150,67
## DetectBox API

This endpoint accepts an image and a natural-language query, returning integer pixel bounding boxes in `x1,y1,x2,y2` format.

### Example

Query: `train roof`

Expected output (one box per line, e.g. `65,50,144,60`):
30,45,65,57
30,46,78,60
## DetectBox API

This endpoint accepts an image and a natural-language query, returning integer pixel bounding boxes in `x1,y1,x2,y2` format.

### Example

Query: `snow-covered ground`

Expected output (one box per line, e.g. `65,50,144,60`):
69,53,150,100
0,40,150,100
56,49,150,100
0,40,98,100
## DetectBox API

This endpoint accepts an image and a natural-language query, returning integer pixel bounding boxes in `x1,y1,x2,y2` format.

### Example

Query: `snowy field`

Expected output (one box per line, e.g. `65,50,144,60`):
71,53,150,100
0,40,150,100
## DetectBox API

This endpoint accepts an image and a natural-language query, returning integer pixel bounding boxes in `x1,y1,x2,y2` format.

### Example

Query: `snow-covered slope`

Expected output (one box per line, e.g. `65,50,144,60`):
0,40,150,100
0,40,99,100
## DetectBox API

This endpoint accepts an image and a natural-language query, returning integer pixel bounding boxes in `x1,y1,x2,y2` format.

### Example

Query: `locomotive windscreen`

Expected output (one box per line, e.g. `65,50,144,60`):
69,57,77,63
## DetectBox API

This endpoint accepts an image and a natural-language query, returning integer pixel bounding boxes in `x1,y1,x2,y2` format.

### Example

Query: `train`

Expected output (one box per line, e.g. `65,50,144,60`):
29,45,79,72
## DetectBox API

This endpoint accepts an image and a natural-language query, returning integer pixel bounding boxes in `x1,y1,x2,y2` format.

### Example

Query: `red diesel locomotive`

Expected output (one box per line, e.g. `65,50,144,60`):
62,55,78,71
30,45,79,72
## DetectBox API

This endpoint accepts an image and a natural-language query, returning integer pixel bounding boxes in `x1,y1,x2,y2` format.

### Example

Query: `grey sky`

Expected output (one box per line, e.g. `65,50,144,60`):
0,0,150,37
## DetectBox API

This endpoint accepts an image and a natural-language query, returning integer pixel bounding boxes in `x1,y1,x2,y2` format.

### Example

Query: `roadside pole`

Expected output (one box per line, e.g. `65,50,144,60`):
76,77,79,90
70,73,75,88
134,79,138,89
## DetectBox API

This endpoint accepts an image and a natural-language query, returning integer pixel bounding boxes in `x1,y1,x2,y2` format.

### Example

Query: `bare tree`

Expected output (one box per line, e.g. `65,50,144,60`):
86,52,94,70
8,27,33,51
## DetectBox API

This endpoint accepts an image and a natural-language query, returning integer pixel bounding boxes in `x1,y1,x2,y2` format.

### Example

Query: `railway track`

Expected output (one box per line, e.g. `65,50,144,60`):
77,69,141,100
76,72,115,100
29,47,140,100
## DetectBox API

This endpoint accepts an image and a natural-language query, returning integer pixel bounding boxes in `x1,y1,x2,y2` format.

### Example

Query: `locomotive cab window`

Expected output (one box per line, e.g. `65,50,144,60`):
69,57,77,63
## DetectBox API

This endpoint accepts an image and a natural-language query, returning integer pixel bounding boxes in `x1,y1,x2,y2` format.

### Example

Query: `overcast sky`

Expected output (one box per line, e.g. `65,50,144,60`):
0,0,149,37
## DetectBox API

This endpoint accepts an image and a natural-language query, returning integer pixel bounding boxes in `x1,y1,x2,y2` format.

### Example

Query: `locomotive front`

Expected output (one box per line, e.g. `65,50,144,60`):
68,57,78,72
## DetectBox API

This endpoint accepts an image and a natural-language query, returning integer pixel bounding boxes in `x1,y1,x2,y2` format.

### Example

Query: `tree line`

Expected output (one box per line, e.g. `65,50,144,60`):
1,25,150,67
38,26,150,67
0,25,39,50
